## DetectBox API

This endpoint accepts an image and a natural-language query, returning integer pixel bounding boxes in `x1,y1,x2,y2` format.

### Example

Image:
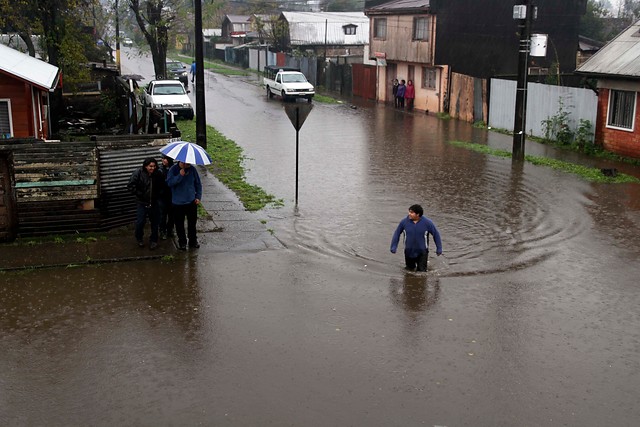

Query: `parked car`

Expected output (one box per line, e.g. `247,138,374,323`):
263,65,314,102
166,60,189,88
122,37,133,47
144,80,194,120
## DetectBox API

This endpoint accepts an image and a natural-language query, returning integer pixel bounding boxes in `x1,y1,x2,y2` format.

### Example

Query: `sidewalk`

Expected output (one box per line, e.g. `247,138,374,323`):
0,167,284,271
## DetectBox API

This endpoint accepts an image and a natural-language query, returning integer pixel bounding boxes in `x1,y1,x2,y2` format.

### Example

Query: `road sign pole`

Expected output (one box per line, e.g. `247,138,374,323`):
295,109,299,205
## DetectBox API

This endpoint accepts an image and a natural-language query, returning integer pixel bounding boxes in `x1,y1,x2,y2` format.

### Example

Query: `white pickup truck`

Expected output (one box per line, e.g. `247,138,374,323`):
263,66,314,102
143,80,194,120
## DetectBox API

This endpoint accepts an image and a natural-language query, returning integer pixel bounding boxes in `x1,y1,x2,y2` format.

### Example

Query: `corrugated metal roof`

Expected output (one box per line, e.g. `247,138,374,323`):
576,19,640,77
366,0,430,13
0,43,60,91
226,15,251,23
282,12,369,46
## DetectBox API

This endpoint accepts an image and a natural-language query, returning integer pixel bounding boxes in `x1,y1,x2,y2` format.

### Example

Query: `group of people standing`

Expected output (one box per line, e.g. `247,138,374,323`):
127,156,202,251
392,79,416,110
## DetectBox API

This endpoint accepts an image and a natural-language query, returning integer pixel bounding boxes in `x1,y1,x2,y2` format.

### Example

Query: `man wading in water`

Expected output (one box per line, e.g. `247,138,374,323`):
390,204,443,272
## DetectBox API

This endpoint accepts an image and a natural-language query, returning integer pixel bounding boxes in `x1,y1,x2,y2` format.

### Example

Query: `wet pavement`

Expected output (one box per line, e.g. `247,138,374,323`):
1,50,640,426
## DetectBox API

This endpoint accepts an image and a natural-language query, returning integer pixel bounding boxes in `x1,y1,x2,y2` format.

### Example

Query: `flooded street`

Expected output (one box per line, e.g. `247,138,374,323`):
1,51,640,425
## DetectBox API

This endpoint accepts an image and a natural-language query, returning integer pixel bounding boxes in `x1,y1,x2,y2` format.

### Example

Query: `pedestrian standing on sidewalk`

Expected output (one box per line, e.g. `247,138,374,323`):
166,161,202,250
390,204,442,272
396,79,406,109
392,79,399,108
127,157,165,249
158,155,175,240
405,79,415,110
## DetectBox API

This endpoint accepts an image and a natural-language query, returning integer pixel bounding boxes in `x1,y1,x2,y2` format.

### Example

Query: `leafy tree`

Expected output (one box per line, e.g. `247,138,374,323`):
620,0,640,19
581,0,610,41
260,15,288,52
326,0,362,12
0,0,40,56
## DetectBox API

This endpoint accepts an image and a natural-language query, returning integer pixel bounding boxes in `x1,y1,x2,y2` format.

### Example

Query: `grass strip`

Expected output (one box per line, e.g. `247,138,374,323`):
179,120,283,211
448,140,640,184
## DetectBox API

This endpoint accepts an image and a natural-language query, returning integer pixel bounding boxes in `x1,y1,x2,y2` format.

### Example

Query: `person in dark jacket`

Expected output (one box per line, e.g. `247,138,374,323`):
127,157,164,249
390,204,442,271
396,79,406,109
158,155,175,240
166,161,202,250
392,79,399,108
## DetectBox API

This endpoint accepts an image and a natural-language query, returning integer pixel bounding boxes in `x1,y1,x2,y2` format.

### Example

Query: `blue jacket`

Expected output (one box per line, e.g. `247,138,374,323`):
396,84,406,98
166,164,202,205
390,216,442,257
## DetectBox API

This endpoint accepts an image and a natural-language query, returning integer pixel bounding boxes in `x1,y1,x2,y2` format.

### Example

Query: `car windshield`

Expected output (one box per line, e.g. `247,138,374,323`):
167,61,184,70
153,84,185,95
282,74,307,83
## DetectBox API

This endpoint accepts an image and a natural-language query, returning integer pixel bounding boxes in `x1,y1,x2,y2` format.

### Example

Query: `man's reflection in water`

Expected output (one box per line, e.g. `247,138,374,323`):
389,273,440,312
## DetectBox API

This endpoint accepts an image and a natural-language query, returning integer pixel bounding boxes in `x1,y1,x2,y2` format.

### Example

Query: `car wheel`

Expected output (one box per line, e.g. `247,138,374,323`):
281,90,288,101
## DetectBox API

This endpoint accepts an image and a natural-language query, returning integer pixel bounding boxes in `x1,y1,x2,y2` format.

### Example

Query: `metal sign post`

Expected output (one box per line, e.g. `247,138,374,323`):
284,103,313,205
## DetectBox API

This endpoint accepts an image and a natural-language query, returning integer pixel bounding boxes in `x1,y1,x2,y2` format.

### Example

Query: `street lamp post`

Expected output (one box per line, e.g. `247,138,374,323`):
512,1,534,161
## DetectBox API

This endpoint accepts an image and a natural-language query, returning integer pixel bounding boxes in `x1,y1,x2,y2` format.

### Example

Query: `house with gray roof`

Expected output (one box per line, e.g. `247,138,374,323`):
277,12,369,59
576,19,640,159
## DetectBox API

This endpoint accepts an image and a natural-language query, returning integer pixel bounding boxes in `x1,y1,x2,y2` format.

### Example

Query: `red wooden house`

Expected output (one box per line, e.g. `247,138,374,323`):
577,20,640,159
0,43,60,140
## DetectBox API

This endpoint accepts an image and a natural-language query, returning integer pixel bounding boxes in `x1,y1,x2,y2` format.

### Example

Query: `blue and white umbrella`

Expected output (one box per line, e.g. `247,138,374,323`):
159,140,212,165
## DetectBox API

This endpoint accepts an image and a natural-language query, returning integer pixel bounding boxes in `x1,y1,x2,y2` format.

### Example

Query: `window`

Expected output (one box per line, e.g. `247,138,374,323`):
607,89,636,130
422,67,436,89
413,17,429,41
343,25,357,36
0,100,13,138
374,18,387,39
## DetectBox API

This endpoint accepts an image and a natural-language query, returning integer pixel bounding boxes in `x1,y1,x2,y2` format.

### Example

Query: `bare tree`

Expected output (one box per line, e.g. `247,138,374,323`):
129,0,176,78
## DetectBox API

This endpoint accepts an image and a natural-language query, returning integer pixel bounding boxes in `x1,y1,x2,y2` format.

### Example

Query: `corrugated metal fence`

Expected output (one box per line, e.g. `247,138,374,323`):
489,79,598,142
0,135,170,239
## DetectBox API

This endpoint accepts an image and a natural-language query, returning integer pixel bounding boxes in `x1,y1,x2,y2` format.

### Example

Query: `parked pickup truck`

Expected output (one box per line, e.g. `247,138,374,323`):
143,80,194,120
264,66,314,102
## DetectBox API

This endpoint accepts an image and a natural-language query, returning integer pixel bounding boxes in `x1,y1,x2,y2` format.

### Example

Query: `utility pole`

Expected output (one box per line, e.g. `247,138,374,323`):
512,1,534,161
194,0,207,148
115,0,120,72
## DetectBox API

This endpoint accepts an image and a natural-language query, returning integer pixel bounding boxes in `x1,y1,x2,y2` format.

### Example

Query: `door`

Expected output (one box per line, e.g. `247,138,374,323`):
386,63,397,103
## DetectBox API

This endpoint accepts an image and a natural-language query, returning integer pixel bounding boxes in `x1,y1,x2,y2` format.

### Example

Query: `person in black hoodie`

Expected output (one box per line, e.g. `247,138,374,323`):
127,157,164,249
158,155,175,240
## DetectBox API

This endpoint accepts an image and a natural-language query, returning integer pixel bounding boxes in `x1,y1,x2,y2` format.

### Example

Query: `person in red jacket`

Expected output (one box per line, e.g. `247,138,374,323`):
405,79,416,110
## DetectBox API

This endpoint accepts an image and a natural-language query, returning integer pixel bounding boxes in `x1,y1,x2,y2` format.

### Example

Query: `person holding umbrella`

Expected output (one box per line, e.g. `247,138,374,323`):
161,140,210,250
167,161,202,250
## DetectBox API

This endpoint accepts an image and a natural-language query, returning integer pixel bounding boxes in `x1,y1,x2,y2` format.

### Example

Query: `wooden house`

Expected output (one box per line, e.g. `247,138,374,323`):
221,15,252,46
0,43,60,140
364,0,586,116
576,20,640,159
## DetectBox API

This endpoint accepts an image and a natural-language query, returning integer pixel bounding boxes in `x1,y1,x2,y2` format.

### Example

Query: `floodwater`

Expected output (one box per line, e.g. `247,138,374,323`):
1,52,640,425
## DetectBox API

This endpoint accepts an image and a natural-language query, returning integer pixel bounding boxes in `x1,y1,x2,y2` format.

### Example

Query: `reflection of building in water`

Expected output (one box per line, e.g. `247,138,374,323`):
389,273,440,313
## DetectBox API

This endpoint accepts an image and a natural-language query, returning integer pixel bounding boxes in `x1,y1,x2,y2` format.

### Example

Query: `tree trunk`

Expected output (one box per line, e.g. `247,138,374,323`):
18,32,36,57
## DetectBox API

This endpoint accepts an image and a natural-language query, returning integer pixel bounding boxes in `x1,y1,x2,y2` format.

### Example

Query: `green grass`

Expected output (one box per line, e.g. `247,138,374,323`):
179,120,283,211
201,59,250,76
313,93,340,104
448,140,640,184
485,126,640,167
